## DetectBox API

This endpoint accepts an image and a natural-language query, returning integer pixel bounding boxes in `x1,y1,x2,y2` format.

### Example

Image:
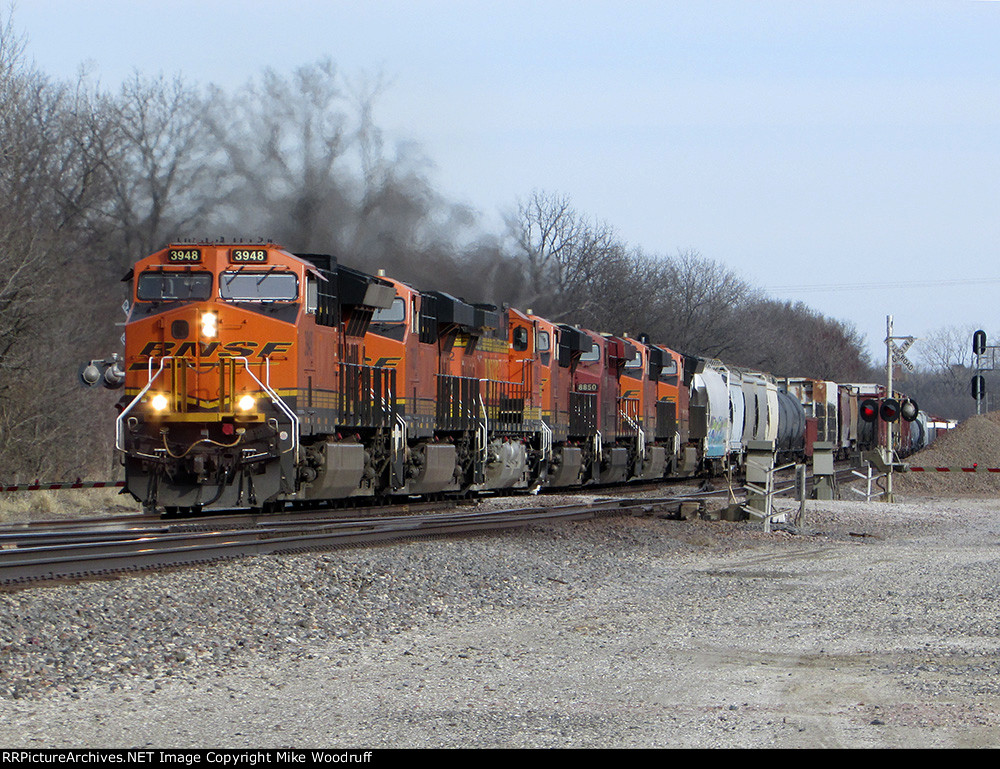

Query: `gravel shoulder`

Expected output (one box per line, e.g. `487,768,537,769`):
2,494,1000,748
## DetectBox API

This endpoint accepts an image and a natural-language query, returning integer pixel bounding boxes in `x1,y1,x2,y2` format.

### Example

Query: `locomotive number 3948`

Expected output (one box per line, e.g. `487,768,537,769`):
230,248,268,263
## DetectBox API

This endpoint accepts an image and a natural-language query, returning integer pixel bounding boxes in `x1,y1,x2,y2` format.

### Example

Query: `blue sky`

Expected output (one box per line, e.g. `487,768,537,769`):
12,0,1000,364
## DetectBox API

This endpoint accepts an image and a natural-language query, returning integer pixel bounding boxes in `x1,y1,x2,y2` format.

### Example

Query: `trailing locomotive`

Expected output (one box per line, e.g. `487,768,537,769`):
84,242,924,515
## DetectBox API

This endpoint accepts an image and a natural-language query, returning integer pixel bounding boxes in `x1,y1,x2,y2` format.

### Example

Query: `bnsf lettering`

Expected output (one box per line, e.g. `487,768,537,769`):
217,341,257,358
136,341,292,358
366,356,402,368
260,342,293,356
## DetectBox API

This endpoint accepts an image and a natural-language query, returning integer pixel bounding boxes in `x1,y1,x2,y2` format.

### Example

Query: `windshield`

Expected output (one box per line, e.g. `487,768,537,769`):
220,270,298,301
580,343,600,363
137,271,213,301
624,351,643,370
659,359,678,381
372,297,405,322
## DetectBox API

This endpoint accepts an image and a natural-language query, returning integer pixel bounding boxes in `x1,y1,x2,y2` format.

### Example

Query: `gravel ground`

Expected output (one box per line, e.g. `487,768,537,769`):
2,491,1000,748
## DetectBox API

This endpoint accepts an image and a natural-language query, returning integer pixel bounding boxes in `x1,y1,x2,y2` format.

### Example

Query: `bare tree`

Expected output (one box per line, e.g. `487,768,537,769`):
505,191,633,324
205,59,356,252
636,249,758,358
916,325,981,376
0,7,122,479
93,73,216,261
731,298,870,380
899,324,1000,420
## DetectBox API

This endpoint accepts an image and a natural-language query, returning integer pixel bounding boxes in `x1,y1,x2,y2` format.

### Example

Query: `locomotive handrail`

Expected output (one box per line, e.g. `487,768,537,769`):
234,357,300,461
386,378,406,460
115,357,171,452
619,408,646,461
540,420,553,461
477,387,489,465
393,413,407,460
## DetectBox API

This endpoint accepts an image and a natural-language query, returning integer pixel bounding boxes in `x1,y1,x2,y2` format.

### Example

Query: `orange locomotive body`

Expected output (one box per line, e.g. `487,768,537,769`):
111,241,688,513
364,277,540,494
117,243,396,513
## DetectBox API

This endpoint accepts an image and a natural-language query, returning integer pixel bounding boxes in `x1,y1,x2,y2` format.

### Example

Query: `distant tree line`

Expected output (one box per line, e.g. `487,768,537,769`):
0,9,883,479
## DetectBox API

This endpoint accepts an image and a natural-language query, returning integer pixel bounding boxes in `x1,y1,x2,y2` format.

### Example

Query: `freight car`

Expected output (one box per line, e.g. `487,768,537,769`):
83,242,923,514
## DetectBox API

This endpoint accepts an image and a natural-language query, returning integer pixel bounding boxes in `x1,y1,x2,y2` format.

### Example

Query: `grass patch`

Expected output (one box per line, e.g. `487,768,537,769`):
0,487,141,523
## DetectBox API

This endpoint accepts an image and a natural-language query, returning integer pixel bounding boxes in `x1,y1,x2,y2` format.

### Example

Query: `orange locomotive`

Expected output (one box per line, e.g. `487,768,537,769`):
111,243,396,513
362,275,540,494
85,242,927,515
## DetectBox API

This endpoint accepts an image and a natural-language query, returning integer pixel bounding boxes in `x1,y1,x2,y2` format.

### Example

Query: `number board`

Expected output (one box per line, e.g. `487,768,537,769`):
167,248,202,263
576,382,599,393
230,248,268,264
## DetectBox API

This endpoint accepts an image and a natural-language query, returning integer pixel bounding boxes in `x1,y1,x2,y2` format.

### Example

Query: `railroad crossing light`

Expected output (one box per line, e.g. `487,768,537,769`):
972,375,986,401
900,398,919,422
973,330,987,356
879,398,901,423
860,398,879,422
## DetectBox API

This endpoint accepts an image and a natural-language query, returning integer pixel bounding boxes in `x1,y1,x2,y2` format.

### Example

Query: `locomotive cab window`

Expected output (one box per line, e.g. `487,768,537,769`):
371,297,406,323
624,350,643,370
306,277,318,314
536,331,551,352
658,358,679,385
220,270,298,301
136,271,213,302
512,326,529,351
580,343,600,363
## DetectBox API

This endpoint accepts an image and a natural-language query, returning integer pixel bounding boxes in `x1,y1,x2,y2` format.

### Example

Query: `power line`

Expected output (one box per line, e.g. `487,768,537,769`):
767,277,1000,294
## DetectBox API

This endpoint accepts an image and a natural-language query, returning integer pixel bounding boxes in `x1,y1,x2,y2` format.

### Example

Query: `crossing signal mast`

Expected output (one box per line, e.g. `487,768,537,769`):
882,315,918,501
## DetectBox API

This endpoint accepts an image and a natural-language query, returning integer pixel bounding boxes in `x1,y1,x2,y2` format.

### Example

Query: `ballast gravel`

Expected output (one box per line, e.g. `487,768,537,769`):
2,493,1000,748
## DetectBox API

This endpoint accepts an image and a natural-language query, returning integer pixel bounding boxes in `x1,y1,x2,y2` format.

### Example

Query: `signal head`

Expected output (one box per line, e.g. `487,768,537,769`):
972,375,986,401
973,330,987,356
900,398,919,422
879,398,901,423
860,398,879,423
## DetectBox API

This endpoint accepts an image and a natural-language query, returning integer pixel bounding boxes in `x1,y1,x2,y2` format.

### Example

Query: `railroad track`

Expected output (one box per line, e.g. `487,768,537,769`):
0,462,874,589
0,491,726,588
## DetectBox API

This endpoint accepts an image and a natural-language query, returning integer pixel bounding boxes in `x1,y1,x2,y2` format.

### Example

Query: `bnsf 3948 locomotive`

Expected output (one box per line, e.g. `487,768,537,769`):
83,242,923,515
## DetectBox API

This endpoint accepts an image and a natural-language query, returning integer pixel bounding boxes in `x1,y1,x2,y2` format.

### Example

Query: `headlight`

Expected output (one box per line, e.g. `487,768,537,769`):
238,394,256,411
201,311,217,338
151,393,169,412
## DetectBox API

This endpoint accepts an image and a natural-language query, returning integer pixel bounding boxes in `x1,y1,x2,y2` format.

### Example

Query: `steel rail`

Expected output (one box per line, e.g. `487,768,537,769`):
0,496,688,588
0,468,864,587
0,497,481,539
